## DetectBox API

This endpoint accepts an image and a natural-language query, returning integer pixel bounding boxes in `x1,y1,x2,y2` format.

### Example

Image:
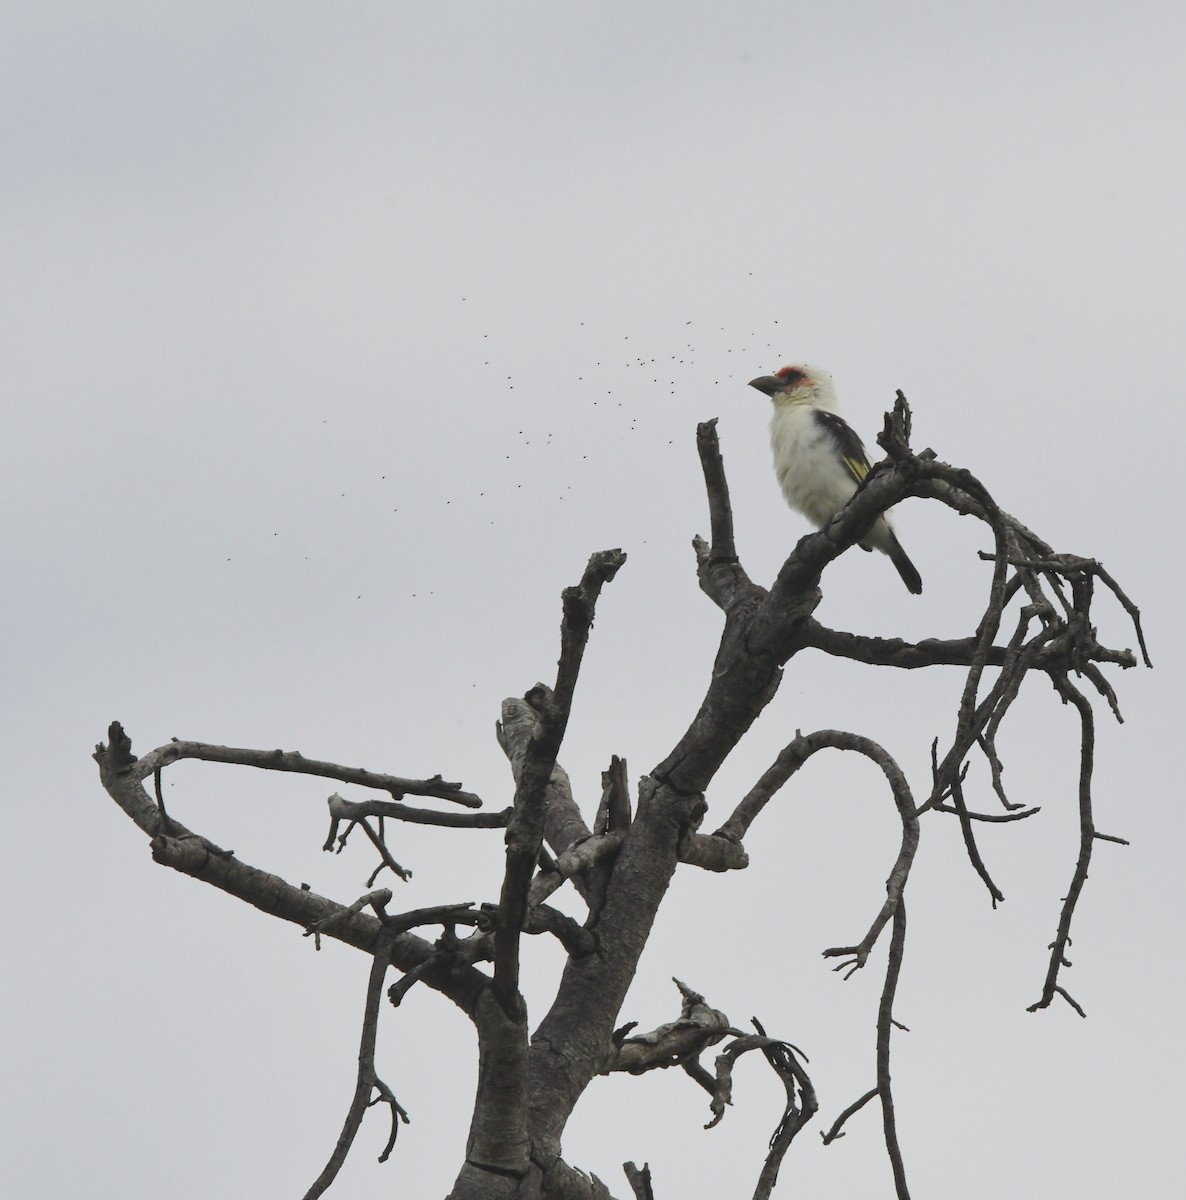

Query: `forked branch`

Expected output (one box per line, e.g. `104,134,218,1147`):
304,925,408,1199
713,1018,818,1200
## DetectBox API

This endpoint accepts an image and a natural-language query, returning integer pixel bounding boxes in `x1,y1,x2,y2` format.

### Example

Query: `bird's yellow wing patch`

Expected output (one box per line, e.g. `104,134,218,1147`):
813,409,874,486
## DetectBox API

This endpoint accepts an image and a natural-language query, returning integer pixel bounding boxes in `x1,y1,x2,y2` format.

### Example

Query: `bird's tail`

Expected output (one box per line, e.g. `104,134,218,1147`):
886,530,923,595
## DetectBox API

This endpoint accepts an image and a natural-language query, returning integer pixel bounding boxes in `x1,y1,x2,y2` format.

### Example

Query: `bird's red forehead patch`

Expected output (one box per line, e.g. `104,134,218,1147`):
775,365,806,382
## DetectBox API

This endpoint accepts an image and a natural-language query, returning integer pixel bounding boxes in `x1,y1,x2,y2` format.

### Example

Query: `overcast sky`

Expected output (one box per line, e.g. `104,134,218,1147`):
5,3,1183,1197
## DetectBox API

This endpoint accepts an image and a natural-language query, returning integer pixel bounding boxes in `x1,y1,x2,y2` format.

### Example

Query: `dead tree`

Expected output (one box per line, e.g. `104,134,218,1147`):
94,396,1147,1199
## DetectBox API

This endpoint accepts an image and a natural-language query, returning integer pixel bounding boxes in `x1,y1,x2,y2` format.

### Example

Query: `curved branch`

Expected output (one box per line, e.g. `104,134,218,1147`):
715,730,918,974
932,802,1040,823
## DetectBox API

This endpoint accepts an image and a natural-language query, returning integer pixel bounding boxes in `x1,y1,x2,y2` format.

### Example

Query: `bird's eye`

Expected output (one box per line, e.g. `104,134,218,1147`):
775,367,805,385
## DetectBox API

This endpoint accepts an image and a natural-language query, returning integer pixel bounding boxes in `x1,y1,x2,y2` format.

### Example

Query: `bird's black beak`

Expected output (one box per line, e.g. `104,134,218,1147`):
748,375,780,396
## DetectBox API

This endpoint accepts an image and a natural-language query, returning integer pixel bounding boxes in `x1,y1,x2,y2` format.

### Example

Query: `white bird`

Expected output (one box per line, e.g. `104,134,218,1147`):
748,364,922,594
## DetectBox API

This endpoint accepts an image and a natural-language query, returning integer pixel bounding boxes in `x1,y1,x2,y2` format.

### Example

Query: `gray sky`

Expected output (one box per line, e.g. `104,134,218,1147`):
5,3,1182,1196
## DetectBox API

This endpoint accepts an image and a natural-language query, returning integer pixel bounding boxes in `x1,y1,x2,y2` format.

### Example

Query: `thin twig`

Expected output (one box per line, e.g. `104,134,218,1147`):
820,1087,879,1144
878,900,911,1199
1027,675,1096,1017
932,802,1040,823
942,778,1004,905
355,816,411,882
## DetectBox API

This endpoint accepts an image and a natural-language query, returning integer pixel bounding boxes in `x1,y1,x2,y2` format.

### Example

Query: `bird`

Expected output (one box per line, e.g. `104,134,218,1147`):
748,364,922,594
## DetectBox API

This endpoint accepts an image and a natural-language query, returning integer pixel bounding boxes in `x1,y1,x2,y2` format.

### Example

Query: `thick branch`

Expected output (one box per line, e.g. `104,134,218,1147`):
605,979,732,1075
623,1162,654,1200
802,623,1136,673
493,549,625,1016
678,831,749,872
456,987,533,1183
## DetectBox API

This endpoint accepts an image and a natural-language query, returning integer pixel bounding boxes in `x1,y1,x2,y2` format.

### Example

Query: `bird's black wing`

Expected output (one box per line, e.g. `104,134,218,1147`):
812,409,872,486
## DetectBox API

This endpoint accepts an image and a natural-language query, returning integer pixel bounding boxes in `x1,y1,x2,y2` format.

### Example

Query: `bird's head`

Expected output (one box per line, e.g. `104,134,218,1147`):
748,363,839,411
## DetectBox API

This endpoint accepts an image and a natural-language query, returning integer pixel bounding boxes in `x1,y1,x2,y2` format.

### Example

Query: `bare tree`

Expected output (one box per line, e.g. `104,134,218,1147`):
94,396,1147,1199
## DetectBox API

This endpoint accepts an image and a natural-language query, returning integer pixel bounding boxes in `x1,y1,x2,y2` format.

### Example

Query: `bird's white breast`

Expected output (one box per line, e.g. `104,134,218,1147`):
769,405,859,528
